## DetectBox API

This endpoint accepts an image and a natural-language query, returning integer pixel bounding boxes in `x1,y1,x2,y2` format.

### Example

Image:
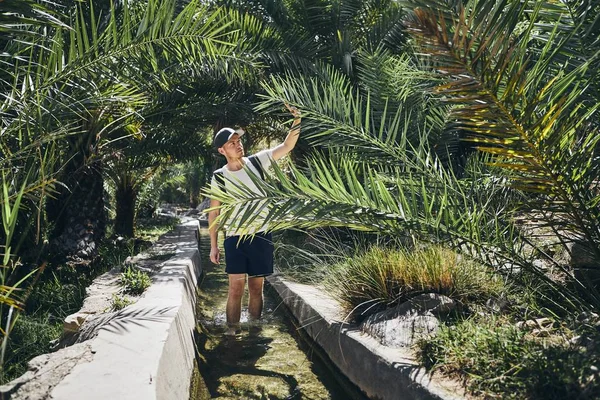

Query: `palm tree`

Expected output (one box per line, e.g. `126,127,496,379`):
208,0,411,165
0,0,67,44
0,0,70,372
1,0,262,262
206,0,600,313
400,0,600,302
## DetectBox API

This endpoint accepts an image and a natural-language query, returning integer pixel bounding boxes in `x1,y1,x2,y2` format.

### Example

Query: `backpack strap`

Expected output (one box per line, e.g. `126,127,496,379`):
247,155,265,180
213,170,226,192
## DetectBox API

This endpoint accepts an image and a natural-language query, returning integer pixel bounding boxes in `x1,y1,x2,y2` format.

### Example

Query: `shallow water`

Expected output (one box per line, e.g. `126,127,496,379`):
191,228,366,400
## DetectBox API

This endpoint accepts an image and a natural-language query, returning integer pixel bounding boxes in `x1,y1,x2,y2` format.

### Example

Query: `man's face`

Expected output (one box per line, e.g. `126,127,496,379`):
218,134,244,158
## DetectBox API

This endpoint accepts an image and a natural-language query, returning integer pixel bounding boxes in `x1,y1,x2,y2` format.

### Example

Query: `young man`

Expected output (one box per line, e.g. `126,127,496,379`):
208,104,301,335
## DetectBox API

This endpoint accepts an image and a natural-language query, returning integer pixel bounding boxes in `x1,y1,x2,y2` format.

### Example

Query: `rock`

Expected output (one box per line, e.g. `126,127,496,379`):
197,198,210,211
577,312,599,325
516,317,554,330
577,312,592,322
360,294,456,348
362,315,440,348
403,293,457,316
486,296,509,312
571,243,599,267
134,238,153,249
63,313,88,334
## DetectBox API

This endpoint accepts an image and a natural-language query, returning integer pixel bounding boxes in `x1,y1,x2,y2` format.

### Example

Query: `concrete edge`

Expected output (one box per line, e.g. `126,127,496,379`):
48,218,202,400
267,275,466,400
155,239,202,400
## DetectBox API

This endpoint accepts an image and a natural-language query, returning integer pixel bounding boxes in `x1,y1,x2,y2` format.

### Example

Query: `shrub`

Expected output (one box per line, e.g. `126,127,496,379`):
26,274,87,319
418,317,600,399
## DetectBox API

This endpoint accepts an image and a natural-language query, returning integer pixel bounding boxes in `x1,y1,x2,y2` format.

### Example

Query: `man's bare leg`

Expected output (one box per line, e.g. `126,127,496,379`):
247,276,264,320
226,274,246,335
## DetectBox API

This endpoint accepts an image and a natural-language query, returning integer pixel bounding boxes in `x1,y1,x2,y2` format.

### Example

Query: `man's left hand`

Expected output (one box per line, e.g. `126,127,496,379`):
285,102,301,119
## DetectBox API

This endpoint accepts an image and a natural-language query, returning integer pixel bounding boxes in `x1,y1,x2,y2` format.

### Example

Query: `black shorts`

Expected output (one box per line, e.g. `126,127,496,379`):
223,232,274,277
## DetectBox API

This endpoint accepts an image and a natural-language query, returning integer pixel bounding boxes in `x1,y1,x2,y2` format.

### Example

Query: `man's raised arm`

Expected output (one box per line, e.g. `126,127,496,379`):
272,104,301,161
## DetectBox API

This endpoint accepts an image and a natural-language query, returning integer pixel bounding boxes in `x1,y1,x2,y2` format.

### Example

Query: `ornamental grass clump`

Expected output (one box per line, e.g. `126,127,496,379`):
324,245,503,316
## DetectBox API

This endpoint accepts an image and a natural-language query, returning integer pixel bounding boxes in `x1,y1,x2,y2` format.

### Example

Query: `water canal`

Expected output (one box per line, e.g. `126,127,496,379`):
190,228,367,400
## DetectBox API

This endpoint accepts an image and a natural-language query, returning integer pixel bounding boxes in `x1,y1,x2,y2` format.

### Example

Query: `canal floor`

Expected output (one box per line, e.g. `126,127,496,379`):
191,228,367,400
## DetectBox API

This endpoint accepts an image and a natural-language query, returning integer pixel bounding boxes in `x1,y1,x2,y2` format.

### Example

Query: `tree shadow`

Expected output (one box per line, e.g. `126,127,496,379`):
71,306,176,344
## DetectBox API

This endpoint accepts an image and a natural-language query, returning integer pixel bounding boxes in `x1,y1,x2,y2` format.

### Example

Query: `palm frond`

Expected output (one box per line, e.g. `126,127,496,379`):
256,65,440,163
205,151,590,311
0,0,67,36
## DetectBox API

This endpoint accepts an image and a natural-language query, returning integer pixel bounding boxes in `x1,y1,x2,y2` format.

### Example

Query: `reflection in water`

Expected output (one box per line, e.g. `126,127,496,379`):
192,228,365,400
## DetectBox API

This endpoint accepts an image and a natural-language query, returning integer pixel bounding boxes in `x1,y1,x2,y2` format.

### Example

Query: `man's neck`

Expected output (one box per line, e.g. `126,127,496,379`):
225,157,244,172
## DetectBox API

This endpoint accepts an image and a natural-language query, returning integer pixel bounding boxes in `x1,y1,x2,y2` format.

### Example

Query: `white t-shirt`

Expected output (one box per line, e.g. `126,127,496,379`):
210,149,274,236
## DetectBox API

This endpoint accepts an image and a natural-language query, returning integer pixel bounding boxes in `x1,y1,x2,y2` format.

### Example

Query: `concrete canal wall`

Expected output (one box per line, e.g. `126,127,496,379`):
268,276,465,400
0,219,202,400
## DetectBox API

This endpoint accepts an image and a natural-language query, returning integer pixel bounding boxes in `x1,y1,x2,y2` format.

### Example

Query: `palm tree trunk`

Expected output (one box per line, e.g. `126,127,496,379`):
189,191,199,209
115,180,137,238
188,161,202,209
47,162,106,263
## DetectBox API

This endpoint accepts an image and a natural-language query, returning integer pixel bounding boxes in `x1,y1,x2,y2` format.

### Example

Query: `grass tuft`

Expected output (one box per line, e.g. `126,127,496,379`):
119,266,152,295
1,315,62,383
323,245,503,317
110,294,134,311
